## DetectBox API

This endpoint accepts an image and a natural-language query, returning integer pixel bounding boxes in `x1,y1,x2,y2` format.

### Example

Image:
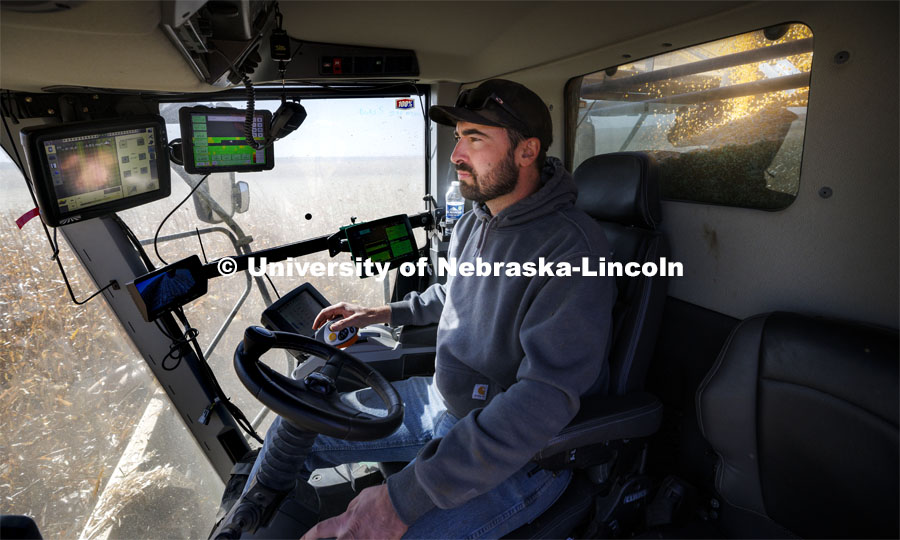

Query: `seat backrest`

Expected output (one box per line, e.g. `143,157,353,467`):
697,312,899,539
574,152,669,395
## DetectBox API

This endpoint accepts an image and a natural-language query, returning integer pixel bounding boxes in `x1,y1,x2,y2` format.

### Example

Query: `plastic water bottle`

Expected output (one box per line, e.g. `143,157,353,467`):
445,181,465,236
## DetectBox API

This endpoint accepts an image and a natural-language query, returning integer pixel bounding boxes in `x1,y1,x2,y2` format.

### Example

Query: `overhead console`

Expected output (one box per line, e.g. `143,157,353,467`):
21,116,171,227
160,0,419,87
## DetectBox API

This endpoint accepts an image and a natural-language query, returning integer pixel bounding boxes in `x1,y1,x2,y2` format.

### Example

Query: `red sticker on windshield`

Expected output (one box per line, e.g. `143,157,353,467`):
15,207,40,229
396,98,415,110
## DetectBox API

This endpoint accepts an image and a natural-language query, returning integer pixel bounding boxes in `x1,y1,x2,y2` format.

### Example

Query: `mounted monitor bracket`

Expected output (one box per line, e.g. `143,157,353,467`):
160,0,278,86
160,0,419,86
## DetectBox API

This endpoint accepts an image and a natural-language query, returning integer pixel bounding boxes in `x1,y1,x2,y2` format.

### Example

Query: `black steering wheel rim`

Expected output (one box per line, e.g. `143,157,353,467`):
234,326,403,440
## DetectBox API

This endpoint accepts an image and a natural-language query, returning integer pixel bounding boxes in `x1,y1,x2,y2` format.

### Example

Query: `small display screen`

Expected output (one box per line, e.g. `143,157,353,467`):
44,127,160,214
180,106,274,174
127,255,208,322
344,214,417,276
261,283,331,336
134,268,196,306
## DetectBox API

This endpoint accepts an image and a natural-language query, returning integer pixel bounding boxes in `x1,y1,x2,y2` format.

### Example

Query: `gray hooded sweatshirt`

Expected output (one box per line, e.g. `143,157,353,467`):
386,157,616,524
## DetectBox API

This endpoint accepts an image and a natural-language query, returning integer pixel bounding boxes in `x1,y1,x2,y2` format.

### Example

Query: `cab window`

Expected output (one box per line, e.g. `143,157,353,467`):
568,23,813,210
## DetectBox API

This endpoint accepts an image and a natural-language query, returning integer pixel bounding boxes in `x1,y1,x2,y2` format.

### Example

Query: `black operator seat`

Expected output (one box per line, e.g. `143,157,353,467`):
532,151,670,454
697,312,899,539
574,151,669,394
509,152,670,538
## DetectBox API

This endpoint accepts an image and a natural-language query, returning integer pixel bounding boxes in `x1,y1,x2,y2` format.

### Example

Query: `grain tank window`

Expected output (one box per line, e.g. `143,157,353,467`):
567,23,813,210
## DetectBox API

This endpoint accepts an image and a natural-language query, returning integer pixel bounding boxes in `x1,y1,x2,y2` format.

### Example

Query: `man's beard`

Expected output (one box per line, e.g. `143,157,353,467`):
456,146,519,203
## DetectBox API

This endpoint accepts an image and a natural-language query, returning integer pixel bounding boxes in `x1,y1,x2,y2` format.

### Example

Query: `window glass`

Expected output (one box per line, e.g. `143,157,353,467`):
118,95,426,439
569,23,813,209
0,151,222,538
0,93,425,536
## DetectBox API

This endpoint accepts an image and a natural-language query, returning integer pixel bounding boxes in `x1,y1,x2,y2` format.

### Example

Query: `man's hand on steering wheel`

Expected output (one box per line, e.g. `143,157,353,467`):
301,484,408,540
218,327,406,538
312,303,391,332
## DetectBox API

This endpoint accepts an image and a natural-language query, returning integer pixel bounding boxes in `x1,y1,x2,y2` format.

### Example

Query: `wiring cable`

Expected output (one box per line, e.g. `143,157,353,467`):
173,307,263,443
208,48,275,152
117,205,264,442
1,103,117,305
264,273,281,299
153,173,210,265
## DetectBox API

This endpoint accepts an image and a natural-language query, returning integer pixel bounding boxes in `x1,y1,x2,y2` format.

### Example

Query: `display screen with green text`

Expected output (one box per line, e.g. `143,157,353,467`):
343,214,418,276
179,106,274,173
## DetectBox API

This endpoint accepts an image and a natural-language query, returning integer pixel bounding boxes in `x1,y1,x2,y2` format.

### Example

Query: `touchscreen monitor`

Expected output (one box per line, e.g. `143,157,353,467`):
260,282,331,336
22,116,170,227
179,106,274,174
343,214,418,276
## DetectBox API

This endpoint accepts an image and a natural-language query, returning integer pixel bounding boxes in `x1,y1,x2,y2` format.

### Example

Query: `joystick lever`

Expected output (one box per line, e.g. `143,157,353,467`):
314,318,359,349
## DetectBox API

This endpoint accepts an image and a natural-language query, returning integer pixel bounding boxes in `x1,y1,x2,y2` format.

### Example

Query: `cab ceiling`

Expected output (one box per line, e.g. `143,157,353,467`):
0,1,748,93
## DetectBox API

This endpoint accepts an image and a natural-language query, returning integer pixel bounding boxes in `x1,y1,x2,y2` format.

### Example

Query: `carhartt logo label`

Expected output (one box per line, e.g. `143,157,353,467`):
472,384,488,400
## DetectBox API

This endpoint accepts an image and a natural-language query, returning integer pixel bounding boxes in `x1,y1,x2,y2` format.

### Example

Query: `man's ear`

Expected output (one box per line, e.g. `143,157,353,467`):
517,137,541,168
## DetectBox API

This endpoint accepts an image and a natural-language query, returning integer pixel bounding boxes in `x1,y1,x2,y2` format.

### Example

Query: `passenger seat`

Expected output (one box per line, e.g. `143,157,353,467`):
697,312,899,538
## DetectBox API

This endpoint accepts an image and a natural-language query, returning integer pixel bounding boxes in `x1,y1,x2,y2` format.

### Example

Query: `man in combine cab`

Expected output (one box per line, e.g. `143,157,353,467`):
267,79,616,539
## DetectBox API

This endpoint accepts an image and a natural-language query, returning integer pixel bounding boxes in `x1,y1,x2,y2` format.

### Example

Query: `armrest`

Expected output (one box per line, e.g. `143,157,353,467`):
533,392,663,461
398,323,438,347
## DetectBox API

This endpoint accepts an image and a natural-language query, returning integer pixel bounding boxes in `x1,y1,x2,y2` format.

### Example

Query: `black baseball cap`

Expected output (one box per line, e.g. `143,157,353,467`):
429,79,553,150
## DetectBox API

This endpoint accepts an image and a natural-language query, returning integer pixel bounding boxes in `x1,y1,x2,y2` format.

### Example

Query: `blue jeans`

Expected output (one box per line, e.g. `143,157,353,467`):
248,376,572,539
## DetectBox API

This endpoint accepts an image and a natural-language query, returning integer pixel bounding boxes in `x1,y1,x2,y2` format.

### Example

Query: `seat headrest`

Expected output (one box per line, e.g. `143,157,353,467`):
573,152,661,229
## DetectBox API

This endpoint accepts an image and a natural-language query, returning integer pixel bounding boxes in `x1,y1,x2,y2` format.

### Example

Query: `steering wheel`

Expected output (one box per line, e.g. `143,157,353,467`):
234,326,403,440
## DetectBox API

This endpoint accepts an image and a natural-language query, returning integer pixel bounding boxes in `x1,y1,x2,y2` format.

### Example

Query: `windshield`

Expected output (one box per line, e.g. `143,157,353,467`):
122,94,426,431
0,93,426,538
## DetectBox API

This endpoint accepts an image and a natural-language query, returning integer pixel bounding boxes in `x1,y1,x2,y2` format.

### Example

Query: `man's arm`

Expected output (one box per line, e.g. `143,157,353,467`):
387,282,447,327
388,255,616,523
311,281,446,332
